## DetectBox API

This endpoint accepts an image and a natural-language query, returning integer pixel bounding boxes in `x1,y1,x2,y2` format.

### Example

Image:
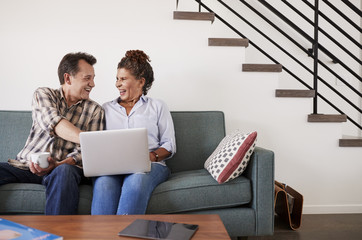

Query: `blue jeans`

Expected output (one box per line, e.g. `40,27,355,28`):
0,162,84,215
91,162,170,215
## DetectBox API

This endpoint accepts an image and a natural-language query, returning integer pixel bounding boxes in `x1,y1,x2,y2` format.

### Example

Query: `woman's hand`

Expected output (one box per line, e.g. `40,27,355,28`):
149,148,171,162
149,152,158,162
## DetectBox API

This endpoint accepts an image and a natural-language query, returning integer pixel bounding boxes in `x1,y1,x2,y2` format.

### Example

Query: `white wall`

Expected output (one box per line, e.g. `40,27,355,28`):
0,0,361,214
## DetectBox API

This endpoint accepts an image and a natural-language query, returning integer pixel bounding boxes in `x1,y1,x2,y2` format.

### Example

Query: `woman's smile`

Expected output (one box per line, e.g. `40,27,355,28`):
116,68,144,103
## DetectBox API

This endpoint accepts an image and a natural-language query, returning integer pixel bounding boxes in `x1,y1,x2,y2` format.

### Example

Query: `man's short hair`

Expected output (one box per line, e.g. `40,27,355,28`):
58,52,97,84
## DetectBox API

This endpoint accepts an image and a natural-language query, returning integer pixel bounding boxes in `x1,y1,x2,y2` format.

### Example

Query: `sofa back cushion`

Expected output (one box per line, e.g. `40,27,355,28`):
0,110,32,162
168,111,226,173
0,110,226,174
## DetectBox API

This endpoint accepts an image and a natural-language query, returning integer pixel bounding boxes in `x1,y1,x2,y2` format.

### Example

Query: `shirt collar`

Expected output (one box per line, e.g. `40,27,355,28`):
59,87,65,100
59,87,83,107
114,95,148,105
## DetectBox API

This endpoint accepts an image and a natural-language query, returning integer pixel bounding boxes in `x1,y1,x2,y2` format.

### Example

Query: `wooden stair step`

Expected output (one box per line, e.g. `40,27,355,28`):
339,139,362,147
208,38,249,47
276,89,315,98
308,114,347,122
242,64,282,72
173,11,215,21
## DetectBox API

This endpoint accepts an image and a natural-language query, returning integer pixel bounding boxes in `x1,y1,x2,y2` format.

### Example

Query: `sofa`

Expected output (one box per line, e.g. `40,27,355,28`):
0,110,274,238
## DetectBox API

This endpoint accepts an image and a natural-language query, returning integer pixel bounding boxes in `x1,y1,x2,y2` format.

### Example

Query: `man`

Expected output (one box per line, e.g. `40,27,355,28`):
0,52,104,214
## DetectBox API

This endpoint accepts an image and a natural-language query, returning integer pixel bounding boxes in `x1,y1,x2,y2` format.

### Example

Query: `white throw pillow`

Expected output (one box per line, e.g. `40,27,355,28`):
204,130,257,184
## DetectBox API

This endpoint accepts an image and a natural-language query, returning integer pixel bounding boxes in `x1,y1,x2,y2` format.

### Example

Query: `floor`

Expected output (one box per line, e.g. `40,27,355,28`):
246,214,362,240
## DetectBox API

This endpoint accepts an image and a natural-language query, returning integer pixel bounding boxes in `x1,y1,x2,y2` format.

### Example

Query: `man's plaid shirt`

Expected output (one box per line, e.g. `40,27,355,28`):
8,87,104,170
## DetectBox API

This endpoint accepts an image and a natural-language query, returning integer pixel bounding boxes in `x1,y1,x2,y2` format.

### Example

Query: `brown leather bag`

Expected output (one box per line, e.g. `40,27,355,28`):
274,180,304,230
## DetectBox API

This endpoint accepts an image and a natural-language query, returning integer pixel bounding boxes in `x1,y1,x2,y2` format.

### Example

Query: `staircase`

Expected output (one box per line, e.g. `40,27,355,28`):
173,10,362,147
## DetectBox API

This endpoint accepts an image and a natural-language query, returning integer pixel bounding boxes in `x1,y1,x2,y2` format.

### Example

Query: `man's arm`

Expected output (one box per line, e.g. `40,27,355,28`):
54,119,82,144
63,106,105,165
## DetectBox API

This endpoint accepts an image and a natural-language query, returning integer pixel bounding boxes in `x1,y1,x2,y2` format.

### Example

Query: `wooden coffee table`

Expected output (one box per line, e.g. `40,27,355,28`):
0,214,230,239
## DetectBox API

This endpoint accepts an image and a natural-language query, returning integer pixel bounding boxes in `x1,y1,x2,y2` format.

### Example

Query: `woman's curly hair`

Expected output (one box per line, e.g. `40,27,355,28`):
117,50,154,95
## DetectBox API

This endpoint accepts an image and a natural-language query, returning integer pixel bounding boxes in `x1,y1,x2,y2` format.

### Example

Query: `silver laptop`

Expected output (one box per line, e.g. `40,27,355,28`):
79,128,151,177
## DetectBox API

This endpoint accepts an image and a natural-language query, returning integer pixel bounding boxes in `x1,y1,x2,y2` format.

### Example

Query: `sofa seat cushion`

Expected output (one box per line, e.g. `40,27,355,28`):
0,183,93,214
146,169,251,214
0,183,45,214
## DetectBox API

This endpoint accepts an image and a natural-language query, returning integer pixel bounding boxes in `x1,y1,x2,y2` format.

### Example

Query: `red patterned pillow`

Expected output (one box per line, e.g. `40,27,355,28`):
204,130,257,184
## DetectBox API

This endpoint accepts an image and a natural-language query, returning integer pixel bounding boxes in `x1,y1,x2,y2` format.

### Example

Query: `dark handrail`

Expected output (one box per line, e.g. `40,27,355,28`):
342,0,362,17
322,0,362,33
317,60,362,98
240,0,362,99
191,0,362,130
234,0,361,113
258,0,361,82
303,0,362,48
316,93,362,131
282,0,361,65
280,0,362,96
241,1,310,55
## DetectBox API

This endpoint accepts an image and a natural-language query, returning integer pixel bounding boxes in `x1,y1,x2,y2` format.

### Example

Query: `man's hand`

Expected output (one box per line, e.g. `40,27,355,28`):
58,157,77,166
29,157,57,176
29,156,76,176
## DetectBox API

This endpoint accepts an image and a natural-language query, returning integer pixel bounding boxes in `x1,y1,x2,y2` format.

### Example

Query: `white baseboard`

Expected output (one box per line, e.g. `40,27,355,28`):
303,204,362,214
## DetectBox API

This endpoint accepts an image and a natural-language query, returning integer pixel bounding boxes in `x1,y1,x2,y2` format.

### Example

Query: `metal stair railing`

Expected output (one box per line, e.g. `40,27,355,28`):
238,0,361,112
186,0,361,130
279,0,361,97
342,0,362,17
258,0,361,81
284,0,361,65
321,0,362,34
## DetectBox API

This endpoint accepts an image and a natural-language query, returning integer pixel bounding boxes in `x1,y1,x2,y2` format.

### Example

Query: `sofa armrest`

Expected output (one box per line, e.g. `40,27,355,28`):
244,146,275,235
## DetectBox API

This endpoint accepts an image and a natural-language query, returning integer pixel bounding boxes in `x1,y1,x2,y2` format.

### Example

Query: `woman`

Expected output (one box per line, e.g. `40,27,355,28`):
91,50,176,215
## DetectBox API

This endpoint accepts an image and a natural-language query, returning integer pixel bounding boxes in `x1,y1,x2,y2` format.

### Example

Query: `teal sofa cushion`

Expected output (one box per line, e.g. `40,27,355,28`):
146,169,251,214
167,111,225,173
0,111,32,162
0,183,45,214
0,183,92,215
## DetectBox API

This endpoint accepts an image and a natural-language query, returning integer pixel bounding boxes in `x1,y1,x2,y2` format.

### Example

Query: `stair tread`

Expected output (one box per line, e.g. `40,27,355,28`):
208,38,249,47
173,11,215,21
276,89,315,98
173,10,357,146
308,114,347,122
242,64,282,72
339,139,362,147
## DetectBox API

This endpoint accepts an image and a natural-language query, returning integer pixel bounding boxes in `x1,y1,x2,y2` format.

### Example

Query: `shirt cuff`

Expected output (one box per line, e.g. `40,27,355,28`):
67,153,81,164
